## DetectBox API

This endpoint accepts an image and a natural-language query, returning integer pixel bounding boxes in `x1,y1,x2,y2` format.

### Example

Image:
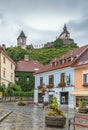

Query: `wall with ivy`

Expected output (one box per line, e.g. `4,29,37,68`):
15,72,35,92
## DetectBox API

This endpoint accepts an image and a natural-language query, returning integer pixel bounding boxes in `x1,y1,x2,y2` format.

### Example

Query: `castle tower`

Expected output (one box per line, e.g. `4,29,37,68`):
59,24,74,44
59,24,70,39
17,31,27,49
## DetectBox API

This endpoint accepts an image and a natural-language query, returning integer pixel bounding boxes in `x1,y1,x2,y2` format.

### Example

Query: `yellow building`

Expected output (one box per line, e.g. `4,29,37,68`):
72,45,88,107
0,47,16,86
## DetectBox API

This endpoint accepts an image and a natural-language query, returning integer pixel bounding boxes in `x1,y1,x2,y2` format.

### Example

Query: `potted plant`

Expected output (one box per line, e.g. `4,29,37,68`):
45,97,66,127
40,87,46,92
79,99,87,113
18,97,26,106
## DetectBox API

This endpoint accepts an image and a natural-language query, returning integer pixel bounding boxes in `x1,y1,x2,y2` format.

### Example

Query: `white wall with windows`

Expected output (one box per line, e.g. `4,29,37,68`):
34,67,75,109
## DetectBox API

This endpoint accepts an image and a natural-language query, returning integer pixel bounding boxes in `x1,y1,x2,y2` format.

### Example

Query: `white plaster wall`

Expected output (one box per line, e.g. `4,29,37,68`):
34,67,75,108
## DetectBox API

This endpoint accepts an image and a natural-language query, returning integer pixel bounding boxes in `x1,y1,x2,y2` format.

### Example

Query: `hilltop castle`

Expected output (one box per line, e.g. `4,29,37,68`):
44,24,74,48
59,24,74,44
17,25,75,49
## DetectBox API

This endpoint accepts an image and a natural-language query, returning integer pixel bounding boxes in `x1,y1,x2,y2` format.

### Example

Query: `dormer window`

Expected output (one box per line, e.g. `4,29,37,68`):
71,57,74,61
52,62,55,67
67,57,71,62
64,59,66,63
56,61,58,65
59,60,62,64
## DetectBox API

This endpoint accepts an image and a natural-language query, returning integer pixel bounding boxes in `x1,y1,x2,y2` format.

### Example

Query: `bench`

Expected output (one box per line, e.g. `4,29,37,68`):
68,114,88,130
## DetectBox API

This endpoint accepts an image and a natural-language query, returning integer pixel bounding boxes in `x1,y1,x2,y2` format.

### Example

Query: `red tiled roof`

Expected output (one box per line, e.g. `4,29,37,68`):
35,45,88,74
51,45,88,62
15,60,44,72
34,61,73,74
73,46,88,67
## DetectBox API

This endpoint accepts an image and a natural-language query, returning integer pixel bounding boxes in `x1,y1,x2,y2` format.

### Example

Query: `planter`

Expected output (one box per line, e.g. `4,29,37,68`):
38,85,43,90
45,115,66,127
79,108,88,113
58,82,66,88
18,102,26,106
46,84,54,89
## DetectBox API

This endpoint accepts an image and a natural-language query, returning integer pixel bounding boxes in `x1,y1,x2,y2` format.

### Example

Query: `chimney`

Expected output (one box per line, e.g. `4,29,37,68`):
24,55,29,61
2,44,6,50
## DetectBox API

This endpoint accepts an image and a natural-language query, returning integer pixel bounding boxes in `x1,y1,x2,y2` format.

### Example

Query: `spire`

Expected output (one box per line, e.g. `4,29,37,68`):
17,31,26,39
63,24,67,32
19,31,26,38
59,24,70,39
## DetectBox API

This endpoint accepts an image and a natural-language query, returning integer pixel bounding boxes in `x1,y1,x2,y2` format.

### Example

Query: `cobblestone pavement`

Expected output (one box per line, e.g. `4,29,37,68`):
0,102,87,130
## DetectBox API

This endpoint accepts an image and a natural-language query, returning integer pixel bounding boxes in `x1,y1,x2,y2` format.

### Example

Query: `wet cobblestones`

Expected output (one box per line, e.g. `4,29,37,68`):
0,102,87,130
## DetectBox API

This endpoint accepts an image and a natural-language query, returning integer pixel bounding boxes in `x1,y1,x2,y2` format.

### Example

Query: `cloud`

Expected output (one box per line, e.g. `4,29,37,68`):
0,0,88,47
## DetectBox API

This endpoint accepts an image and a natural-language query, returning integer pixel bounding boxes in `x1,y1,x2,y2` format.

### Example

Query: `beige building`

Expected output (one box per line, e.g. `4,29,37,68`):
0,47,16,86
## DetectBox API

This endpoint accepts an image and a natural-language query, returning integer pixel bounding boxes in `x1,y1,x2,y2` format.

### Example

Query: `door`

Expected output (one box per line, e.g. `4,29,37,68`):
60,92,68,104
38,93,43,103
49,95,53,103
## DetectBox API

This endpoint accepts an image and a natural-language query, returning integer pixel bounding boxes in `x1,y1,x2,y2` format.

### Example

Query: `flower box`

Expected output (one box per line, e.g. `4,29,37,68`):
58,82,66,87
46,84,54,89
38,85,43,90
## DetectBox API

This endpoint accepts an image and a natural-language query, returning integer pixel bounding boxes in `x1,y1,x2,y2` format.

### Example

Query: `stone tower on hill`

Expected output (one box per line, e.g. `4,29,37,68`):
59,24,74,44
17,31,27,49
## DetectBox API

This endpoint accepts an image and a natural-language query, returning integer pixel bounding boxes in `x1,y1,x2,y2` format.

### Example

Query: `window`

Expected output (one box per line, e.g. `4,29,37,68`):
49,75,54,84
52,62,55,67
40,77,43,85
11,73,13,81
16,77,19,81
60,73,65,83
11,64,13,69
59,60,62,64
56,61,58,65
83,73,88,85
3,68,6,77
67,57,71,62
3,57,6,63
27,77,29,81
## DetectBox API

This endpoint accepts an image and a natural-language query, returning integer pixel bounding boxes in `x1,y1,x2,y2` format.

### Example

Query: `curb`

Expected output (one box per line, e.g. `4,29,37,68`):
0,111,12,121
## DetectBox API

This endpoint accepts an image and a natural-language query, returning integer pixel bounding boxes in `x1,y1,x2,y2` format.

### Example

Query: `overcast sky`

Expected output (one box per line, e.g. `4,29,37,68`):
0,0,88,47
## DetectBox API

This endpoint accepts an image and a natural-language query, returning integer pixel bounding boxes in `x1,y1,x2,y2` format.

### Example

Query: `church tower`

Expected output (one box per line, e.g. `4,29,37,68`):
59,24,74,44
17,31,27,49
59,24,70,39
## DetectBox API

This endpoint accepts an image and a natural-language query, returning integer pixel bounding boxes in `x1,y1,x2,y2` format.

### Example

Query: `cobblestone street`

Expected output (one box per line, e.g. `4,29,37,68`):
0,102,87,130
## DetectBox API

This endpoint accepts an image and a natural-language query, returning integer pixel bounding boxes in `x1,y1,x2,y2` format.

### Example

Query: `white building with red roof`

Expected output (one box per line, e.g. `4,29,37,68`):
34,45,88,109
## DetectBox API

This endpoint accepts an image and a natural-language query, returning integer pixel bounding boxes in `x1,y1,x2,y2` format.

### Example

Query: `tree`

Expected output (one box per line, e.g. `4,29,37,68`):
53,39,64,48
6,83,22,100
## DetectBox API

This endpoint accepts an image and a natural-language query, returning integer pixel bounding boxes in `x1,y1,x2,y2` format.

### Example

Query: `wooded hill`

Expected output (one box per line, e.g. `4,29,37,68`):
6,43,78,65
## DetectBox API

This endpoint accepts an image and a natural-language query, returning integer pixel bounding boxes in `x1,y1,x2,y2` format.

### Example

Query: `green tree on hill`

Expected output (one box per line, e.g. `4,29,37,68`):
53,39,64,48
